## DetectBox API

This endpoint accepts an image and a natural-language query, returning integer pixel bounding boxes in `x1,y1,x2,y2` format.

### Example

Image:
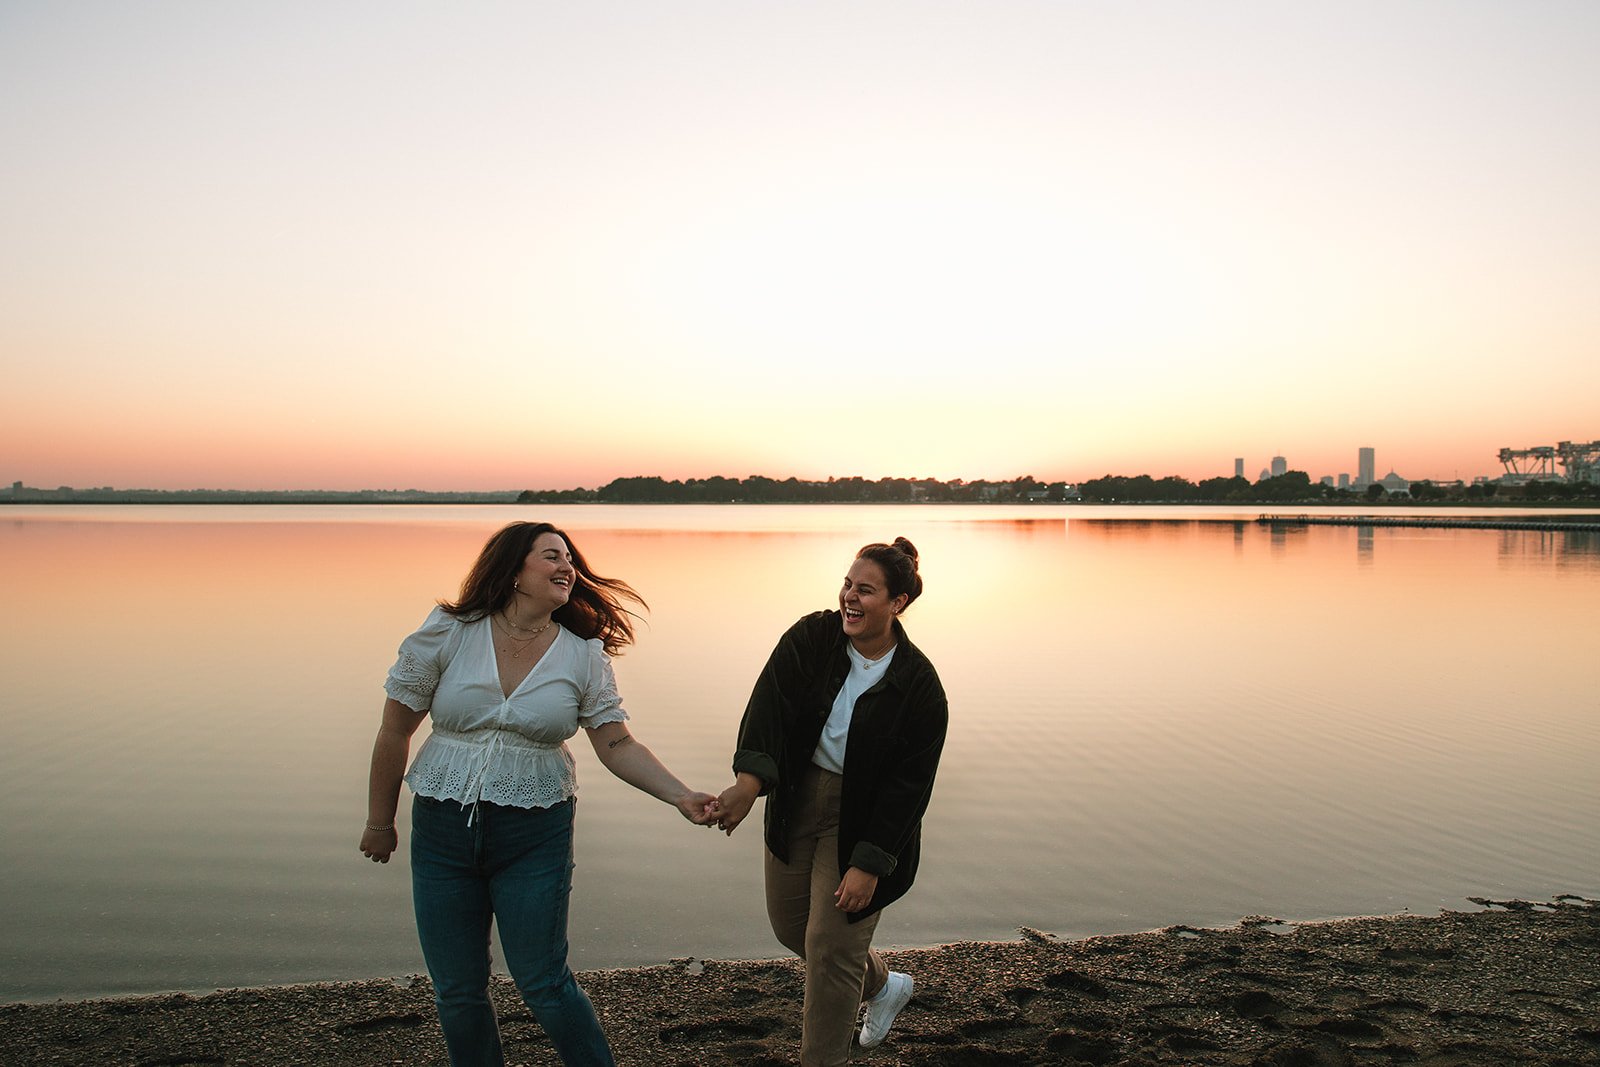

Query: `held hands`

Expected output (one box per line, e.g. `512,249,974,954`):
676,790,723,826
713,774,762,836
834,866,879,913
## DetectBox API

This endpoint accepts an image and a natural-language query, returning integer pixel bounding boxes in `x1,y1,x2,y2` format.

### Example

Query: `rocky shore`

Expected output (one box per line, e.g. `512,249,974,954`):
4,897,1596,1066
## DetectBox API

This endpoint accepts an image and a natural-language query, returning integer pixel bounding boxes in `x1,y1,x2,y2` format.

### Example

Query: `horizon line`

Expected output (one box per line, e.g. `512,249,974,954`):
3,466,1508,497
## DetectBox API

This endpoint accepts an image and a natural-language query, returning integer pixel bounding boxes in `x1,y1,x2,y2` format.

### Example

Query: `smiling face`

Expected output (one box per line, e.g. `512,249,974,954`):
839,557,909,654
513,531,576,613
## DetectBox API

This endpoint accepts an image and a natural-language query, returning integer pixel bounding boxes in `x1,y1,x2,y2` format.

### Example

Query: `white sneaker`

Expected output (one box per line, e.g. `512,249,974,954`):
859,970,913,1048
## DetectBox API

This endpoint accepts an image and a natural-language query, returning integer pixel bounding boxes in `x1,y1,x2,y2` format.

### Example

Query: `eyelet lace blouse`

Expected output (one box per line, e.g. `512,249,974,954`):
385,606,629,810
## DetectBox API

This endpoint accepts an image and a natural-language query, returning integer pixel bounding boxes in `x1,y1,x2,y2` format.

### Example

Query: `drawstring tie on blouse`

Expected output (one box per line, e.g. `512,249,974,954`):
462,730,507,827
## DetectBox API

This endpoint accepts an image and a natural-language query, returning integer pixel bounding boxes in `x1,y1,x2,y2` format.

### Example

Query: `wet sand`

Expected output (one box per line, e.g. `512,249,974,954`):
4,897,1596,1066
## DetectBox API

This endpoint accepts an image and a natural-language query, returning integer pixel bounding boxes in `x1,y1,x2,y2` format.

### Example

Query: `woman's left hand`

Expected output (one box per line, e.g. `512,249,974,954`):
834,867,879,913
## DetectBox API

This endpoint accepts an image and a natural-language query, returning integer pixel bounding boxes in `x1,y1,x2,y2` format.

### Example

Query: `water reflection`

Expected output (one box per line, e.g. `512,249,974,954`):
1,506,1597,1002
1496,527,1600,567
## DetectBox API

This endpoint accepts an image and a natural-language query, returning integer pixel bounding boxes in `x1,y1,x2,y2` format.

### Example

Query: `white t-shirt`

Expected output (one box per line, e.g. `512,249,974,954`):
384,606,629,809
811,643,896,774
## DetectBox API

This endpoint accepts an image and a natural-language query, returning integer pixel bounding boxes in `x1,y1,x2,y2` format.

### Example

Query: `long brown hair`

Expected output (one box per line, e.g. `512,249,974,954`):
440,522,646,653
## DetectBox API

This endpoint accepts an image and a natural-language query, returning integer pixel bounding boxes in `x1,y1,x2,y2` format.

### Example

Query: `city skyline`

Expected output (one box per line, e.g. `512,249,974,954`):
4,3,1599,491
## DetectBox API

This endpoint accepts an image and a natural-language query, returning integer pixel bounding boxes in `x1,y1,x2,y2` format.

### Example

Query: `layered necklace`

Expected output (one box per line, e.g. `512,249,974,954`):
493,612,553,658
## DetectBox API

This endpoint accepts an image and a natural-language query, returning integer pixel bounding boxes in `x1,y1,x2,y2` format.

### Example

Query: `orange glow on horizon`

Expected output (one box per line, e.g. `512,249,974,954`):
3,6,1597,493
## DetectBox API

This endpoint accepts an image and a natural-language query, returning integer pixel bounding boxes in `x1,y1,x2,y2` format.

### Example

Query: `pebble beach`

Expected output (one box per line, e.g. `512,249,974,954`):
5,897,1596,1067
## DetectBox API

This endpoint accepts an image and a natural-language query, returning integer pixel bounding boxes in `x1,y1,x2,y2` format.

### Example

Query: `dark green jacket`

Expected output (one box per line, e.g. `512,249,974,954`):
732,610,948,921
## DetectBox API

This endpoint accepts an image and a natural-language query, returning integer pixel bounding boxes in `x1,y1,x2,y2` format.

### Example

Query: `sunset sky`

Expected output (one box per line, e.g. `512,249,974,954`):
3,2,1597,490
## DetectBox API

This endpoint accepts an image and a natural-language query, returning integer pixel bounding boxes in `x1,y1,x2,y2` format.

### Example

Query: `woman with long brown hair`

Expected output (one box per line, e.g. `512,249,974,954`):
360,521,716,1067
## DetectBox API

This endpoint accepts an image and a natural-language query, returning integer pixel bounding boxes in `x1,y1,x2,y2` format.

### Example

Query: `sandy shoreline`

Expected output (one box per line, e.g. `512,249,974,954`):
4,897,1596,1066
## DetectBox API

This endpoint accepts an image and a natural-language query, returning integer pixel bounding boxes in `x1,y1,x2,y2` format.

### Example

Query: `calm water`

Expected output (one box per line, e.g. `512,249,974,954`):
2,504,1597,1003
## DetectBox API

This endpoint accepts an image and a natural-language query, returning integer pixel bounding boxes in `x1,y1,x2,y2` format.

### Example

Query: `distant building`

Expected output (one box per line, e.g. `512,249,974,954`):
1358,447,1376,488
1320,476,1334,487
1338,473,1350,490
1234,458,1244,478
1270,455,1287,478
1379,470,1410,494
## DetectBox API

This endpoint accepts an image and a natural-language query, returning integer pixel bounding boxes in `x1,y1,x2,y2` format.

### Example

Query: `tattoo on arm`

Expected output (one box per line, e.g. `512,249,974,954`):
607,734,634,750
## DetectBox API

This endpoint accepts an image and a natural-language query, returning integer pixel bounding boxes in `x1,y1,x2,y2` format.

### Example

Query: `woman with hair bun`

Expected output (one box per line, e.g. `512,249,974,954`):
714,537,949,1066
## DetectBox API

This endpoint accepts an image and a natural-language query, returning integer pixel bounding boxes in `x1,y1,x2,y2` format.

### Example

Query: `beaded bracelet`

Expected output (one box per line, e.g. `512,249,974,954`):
365,822,395,832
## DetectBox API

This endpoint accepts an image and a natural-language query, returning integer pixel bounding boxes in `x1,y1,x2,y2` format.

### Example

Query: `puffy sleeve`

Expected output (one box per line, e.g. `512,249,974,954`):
384,606,457,713
578,639,630,730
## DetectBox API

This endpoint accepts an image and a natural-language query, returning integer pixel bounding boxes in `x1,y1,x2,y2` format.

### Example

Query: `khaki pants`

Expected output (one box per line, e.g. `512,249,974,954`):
764,765,890,1067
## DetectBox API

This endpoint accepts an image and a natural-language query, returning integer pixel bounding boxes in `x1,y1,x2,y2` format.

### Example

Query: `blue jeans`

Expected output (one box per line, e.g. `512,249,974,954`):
410,794,616,1067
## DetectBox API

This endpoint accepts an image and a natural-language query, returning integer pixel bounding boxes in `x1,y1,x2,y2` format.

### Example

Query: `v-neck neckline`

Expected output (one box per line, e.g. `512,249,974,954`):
490,620,561,699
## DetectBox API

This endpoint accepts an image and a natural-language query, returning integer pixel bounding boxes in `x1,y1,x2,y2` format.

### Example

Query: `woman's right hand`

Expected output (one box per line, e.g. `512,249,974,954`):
360,825,399,863
715,774,763,836
362,699,426,865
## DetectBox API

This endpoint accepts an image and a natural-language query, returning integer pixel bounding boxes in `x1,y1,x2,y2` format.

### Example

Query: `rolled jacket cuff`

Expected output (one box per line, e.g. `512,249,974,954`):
731,750,780,795
849,840,898,877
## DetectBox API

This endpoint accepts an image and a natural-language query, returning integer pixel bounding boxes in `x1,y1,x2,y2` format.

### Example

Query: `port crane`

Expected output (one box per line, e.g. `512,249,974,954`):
1498,440,1600,483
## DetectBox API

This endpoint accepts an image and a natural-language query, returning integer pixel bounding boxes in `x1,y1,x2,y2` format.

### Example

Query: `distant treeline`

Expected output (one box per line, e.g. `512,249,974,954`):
513,471,1352,504
1077,471,1367,502
513,471,1359,504
516,471,1597,504
518,474,1070,504
6,472,1592,507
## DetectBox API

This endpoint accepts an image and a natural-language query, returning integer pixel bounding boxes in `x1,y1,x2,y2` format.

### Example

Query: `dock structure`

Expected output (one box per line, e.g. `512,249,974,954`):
1257,515,1600,532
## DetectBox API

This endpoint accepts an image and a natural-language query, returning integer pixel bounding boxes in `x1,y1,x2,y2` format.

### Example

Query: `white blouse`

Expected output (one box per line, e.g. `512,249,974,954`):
385,606,629,810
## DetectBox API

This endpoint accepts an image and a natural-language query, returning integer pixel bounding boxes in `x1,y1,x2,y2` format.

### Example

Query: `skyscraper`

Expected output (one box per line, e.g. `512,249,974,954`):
1358,447,1376,487
1234,458,1244,478
1271,455,1287,478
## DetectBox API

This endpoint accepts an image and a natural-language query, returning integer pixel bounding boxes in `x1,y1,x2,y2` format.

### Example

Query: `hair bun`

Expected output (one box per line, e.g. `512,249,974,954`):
857,538,924,607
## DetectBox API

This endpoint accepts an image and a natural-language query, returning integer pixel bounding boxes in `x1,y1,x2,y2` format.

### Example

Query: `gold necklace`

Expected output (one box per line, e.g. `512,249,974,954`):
853,639,895,664
501,611,554,634
493,614,552,657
